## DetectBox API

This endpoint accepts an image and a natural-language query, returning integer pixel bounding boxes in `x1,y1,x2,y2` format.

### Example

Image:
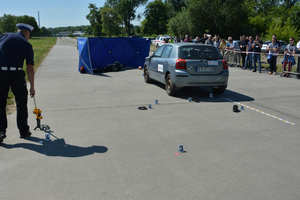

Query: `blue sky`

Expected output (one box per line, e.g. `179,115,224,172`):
0,0,147,28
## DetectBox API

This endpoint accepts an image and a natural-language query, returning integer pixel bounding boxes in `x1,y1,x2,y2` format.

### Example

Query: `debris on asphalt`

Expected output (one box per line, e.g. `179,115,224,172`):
138,106,147,110
233,105,239,112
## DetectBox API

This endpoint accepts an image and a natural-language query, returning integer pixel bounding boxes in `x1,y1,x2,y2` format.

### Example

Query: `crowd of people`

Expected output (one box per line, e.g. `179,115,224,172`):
164,33,300,77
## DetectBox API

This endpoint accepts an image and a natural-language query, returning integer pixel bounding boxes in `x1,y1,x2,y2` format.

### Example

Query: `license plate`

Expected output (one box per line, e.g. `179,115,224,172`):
208,61,218,65
197,67,214,72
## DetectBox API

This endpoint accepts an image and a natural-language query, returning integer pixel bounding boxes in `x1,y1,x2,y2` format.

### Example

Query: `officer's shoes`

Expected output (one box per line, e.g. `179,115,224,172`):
0,132,6,143
20,131,32,138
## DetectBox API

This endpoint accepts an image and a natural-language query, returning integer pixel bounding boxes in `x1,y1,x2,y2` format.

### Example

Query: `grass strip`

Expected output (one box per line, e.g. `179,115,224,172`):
6,37,57,111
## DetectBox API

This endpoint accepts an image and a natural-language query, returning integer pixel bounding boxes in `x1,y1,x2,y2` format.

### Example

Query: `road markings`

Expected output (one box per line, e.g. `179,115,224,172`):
222,97,295,126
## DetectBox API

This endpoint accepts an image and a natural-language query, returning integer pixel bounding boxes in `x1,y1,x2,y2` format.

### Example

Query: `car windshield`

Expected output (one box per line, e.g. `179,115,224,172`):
280,41,287,45
179,46,222,60
263,41,271,44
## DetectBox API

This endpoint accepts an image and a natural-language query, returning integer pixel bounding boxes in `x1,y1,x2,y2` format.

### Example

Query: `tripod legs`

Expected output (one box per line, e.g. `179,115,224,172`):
34,119,42,130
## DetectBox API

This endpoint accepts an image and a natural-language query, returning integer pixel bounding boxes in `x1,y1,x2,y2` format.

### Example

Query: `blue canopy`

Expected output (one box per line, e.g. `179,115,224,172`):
78,37,151,74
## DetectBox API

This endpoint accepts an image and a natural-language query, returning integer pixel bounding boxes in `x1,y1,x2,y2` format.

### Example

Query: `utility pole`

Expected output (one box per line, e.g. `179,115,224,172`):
38,11,40,28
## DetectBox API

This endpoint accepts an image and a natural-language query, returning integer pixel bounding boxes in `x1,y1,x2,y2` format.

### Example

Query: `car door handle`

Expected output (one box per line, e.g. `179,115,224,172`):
164,60,168,63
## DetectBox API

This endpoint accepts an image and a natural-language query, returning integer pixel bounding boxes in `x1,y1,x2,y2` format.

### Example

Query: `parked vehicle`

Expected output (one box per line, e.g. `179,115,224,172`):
143,43,229,96
261,40,288,53
153,35,171,48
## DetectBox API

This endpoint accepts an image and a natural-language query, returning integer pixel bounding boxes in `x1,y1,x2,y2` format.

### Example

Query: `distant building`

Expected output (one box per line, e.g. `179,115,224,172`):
73,31,85,36
55,31,85,37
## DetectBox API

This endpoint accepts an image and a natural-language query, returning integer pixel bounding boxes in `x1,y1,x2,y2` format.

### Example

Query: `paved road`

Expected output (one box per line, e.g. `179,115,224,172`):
1,37,300,200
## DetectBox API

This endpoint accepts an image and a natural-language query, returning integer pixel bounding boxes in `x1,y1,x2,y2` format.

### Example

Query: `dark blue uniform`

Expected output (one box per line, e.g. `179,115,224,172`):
0,32,34,135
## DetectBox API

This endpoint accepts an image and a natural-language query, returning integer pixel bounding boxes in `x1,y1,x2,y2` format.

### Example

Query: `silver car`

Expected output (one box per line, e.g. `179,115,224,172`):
261,40,288,53
143,43,229,96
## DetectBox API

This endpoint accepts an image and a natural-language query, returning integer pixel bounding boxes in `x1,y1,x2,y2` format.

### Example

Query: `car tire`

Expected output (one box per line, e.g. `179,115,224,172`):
211,86,226,95
165,74,177,96
144,66,152,83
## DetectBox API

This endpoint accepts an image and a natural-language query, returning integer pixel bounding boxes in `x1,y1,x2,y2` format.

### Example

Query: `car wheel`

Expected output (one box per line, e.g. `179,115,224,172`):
211,86,227,95
144,66,152,83
165,74,177,96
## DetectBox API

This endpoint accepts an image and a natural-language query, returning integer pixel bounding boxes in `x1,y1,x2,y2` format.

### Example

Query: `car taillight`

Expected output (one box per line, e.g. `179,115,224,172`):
223,60,228,70
176,59,186,69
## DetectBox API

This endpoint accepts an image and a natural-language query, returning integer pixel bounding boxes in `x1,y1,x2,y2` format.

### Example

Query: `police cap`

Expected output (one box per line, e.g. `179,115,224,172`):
16,23,34,32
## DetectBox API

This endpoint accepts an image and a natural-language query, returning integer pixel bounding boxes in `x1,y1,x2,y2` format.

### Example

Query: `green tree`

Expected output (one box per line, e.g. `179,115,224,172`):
167,7,190,37
165,0,187,18
100,7,122,37
265,17,300,42
85,26,93,36
105,0,148,36
290,3,300,30
165,0,187,12
168,0,250,39
39,27,52,36
0,14,17,33
86,3,102,36
142,0,169,35
17,15,40,36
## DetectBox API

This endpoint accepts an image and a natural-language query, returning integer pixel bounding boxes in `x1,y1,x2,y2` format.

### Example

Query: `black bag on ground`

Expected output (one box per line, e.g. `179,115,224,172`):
104,61,122,72
114,61,122,71
104,64,115,72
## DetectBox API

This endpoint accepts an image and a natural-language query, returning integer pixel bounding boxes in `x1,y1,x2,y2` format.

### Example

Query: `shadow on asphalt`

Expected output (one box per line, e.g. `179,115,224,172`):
78,67,141,77
148,82,255,103
0,125,108,157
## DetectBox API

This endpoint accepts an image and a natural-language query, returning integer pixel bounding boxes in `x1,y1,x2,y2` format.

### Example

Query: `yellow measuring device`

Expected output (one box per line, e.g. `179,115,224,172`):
33,96,43,130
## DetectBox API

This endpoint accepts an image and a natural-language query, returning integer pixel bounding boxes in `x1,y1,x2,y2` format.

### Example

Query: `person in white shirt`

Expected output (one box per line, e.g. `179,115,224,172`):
297,38,300,51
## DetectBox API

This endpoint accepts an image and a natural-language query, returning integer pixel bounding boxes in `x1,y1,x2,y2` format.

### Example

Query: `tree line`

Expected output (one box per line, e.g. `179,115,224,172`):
0,14,89,37
0,14,52,36
86,0,300,41
2,0,299,41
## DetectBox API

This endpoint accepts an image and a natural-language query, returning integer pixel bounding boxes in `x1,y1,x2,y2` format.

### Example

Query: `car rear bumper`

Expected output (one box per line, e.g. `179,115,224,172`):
172,70,229,88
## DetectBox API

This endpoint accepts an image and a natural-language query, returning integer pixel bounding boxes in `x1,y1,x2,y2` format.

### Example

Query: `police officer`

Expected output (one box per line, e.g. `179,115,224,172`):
0,23,35,143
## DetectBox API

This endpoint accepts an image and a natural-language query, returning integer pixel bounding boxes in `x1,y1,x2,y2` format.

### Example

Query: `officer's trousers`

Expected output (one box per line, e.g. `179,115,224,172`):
0,70,29,134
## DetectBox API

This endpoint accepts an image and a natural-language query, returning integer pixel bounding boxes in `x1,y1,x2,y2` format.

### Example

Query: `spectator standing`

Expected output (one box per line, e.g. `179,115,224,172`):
226,37,235,49
266,38,279,75
219,39,227,56
225,37,235,62
179,35,183,42
213,37,221,48
205,35,213,45
282,37,297,77
252,34,263,73
174,36,179,42
240,35,248,69
194,37,201,43
243,36,254,70
201,34,208,44
183,35,189,42
297,38,300,51
169,36,174,43
189,36,194,43
273,34,281,72
233,39,241,67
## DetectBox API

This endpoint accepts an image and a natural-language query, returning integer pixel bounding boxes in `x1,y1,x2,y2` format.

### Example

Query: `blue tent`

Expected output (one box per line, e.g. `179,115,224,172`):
78,37,151,74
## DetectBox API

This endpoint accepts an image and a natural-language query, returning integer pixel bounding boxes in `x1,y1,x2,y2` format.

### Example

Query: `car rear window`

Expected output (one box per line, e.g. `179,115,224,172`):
179,46,222,60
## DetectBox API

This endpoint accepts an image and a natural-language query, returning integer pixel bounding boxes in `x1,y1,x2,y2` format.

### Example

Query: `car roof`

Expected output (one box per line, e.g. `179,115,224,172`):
162,43,214,47
263,40,287,44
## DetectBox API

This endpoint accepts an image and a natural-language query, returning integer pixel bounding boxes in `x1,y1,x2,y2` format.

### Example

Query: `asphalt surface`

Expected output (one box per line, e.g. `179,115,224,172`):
1,37,300,200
